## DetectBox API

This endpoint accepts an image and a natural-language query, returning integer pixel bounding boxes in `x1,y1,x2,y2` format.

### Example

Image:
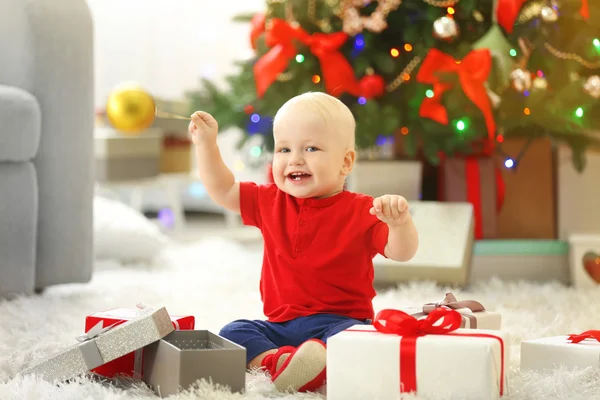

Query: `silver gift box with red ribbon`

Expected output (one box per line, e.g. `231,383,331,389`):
401,292,502,330
20,307,174,382
327,308,509,400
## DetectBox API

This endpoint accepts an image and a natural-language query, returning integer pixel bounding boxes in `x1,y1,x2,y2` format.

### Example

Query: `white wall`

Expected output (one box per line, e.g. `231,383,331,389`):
88,0,265,107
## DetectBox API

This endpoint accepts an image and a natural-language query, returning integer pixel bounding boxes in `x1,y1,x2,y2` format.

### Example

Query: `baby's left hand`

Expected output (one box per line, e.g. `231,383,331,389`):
369,195,410,227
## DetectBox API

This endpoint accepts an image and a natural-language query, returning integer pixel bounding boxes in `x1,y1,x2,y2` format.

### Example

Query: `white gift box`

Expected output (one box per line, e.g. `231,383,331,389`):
327,324,509,400
400,306,501,330
521,335,600,371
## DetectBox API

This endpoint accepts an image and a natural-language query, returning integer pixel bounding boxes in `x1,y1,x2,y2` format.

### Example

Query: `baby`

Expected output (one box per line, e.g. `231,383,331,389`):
189,92,419,393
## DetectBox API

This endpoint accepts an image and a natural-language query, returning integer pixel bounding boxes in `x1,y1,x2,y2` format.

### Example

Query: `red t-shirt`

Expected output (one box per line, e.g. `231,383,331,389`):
239,181,389,323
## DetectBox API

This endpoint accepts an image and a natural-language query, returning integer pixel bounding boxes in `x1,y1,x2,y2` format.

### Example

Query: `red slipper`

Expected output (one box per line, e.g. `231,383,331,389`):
271,339,327,393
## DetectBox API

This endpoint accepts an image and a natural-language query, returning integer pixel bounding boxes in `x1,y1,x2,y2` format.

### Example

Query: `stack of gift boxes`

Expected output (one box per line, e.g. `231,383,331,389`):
20,299,600,399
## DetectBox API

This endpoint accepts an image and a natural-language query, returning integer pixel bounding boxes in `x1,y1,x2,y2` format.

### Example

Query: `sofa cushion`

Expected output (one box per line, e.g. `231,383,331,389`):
0,85,41,162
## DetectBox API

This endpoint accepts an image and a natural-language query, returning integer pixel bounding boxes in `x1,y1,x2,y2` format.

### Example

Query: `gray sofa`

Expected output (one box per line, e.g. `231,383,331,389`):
0,0,94,297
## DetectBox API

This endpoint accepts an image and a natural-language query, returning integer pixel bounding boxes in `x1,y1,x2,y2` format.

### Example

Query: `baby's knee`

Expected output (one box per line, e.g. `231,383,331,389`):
219,319,254,339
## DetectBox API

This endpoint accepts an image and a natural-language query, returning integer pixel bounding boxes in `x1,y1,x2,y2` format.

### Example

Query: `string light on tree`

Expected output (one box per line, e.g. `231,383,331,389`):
390,48,400,57
454,119,466,132
295,54,305,63
575,107,584,118
504,158,515,169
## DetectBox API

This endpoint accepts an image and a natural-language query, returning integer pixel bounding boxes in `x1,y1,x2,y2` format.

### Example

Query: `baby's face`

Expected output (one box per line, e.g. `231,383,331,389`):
272,111,351,199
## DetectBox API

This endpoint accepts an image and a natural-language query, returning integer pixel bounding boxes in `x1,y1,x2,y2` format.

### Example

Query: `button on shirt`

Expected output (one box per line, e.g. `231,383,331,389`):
239,182,389,322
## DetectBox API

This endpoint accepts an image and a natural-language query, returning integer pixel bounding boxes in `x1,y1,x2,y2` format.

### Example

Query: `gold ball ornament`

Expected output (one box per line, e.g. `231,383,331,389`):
583,75,600,99
540,6,558,23
106,83,156,135
433,16,459,40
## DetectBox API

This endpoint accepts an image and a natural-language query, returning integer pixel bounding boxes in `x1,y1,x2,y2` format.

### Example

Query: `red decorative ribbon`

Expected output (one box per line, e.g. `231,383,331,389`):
497,0,589,32
465,158,484,239
437,154,506,239
567,330,600,343
417,48,496,143
369,308,504,395
580,0,589,20
250,13,266,50
496,0,528,33
253,19,358,98
465,158,505,239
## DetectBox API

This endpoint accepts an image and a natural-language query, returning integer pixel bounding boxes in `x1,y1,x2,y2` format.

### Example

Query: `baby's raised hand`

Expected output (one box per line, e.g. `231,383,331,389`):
189,111,219,145
369,195,410,227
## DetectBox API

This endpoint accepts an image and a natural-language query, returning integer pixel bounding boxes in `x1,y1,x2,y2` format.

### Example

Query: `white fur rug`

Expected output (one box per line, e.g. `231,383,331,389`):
2,238,600,400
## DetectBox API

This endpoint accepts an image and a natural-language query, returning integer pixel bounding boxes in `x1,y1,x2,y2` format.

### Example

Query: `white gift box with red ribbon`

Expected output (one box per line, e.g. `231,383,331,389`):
327,309,509,400
521,330,600,371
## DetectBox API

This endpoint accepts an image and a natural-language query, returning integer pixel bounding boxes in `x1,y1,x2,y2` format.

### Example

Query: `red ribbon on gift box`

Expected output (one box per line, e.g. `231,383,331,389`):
353,308,505,395
439,155,506,239
465,158,506,239
253,19,358,98
567,330,600,343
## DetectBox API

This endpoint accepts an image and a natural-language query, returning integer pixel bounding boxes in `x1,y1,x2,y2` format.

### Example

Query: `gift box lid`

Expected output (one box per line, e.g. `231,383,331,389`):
21,306,174,382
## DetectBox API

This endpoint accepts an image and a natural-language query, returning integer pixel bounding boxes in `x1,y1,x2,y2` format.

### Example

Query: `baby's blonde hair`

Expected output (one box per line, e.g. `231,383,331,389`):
273,92,356,150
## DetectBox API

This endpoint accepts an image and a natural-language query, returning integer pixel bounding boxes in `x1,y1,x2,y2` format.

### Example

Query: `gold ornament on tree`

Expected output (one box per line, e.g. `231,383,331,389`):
433,16,459,40
510,68,532,92
510,37,533,92
583,75,600,99
540,5,558,22
106,82,190,135
341,0,402,36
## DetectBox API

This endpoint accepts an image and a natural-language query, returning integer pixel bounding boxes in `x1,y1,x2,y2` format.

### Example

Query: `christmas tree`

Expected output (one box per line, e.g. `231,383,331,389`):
495,0,600,171
187,0,500,163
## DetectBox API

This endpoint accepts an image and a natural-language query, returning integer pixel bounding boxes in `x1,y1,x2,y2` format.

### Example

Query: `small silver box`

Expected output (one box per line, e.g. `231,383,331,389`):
143,330,246,397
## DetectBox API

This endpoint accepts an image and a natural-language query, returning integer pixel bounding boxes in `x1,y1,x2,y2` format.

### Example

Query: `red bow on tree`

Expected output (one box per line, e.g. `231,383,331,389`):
497,0,589,33
417,48,496,143
250,13,266,50
253,19,358,98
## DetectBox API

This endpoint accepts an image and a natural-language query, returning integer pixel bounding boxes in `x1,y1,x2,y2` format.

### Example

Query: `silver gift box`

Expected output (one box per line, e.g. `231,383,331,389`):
21,307,174,382
142,330,246,397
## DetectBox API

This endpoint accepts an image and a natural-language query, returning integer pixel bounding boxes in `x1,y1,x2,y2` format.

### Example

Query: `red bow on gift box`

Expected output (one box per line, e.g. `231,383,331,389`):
416,48,496,143
567,330,600,343
370,308,505,395
497,0,589,33
253,19,358,98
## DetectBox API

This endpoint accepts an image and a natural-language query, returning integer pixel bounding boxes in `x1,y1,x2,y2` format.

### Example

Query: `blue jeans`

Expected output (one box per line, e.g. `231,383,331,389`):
219,314,371,363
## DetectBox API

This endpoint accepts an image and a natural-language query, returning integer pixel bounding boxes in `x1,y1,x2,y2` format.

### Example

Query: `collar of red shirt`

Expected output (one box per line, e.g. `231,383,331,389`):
293,190,350,208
